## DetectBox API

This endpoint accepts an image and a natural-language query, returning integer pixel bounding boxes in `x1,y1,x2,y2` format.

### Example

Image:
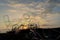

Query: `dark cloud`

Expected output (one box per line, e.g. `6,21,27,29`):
6,0,46,4
0,0,49,4
3,0,59,13
48,0,60,3
0,0,7,4
0,0,60,16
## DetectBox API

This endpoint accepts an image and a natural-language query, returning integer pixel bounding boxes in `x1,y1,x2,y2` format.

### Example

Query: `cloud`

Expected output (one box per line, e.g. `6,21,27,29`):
1,0,59,14
6,0,46,4
7,3,26,8
7,10,17,13
0,0,60,30
5,0,60,25
48,0,60,3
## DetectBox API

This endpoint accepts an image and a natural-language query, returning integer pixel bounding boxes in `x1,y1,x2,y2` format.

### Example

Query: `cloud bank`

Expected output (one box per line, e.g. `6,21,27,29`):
0,0,60,31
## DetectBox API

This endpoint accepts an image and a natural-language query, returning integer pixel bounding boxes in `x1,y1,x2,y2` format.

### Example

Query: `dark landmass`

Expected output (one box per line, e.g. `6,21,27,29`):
0,28,60,40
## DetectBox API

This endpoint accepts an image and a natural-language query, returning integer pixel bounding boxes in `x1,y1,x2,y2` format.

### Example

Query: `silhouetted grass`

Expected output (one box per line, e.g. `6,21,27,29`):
0,28,60,40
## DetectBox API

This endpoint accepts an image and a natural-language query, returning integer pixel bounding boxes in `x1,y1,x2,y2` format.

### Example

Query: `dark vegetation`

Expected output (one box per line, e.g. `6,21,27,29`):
0,28,60,40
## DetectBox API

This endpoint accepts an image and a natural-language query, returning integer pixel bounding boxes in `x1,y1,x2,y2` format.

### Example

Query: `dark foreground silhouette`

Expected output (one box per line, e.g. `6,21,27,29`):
0,28,60,40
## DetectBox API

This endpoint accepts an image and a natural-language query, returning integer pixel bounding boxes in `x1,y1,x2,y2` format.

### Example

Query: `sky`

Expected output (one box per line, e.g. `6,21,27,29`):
0,0,60,33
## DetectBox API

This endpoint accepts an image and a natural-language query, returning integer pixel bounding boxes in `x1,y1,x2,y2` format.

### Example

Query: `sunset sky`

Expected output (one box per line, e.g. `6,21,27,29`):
0,0,60,33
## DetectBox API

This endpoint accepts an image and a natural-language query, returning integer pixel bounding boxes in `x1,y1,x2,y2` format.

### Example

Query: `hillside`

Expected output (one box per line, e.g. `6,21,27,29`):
0,28,60,40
